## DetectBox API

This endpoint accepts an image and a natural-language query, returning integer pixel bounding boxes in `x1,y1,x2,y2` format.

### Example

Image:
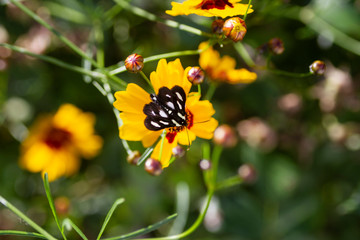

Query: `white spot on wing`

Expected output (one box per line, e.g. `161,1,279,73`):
160,120,169,125
172,119,181,127
167,102,175,109
178,112,185,120
177,101,182,110
151,121,161,128
166,94,171,98
159,110,167,118
175,92,183,101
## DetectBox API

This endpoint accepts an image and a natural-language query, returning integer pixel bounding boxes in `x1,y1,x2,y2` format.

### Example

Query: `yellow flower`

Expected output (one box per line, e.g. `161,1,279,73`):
113,59,218,168
199,42,257,84
166,0,253,18
19,104,103,181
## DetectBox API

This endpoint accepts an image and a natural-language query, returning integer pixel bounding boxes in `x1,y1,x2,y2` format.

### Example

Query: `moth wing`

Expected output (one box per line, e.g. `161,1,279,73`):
143,102,175,131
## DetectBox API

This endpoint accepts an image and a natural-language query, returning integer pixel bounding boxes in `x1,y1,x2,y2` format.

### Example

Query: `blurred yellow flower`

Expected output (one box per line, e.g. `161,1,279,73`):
113,59,218,168
199,42,257,84
166,0,253,18
19,104,103,181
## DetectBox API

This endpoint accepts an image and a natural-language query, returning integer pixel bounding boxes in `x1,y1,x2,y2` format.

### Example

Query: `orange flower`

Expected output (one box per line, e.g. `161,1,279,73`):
199,42,257,84
19,104,103,181
166,0,253,18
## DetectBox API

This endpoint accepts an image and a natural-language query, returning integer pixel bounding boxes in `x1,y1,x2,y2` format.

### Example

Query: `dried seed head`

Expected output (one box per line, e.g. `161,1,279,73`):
309,60,326,75
238,164,257,183
199,159,212,170
187,67,205,85
213,124,238,148
268,38,284,55
126,150,141,165
144,158,163,176
222,17,247,42
172,145,185,158
125,53,144,73
211,19,225,34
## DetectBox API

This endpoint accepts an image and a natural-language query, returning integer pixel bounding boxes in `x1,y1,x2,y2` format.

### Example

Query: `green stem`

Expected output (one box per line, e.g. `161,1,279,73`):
266,68,313,78
243,0,253,21
94,20,105,68
234,42,256,67
0,230,47,239
216,176,243,190
140,71,155,92
205,82,217,101
197,84,201,97
211,145,223,188
0,43,104,79
136,189,215,240
108,49,202,76
9,0,98,67
0,196,57,240
158,130,167,162
114,0,212,37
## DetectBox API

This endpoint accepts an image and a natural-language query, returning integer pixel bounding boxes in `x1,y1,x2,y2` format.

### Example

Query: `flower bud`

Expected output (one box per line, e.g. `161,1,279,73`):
187,67,205,85
222,17,247,42
211,19,224,34
309,60,326,75
126,150,141,165
172,145,185,158
213,124,237,148
199,159,212,170
268,38,284,55
125,53,144,73
238,164,257,183
144,158,163,176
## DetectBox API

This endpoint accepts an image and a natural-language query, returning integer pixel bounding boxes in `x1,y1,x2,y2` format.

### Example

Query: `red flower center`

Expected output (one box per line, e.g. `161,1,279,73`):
44,127,72,149
166,110,194,144
198,0,233,10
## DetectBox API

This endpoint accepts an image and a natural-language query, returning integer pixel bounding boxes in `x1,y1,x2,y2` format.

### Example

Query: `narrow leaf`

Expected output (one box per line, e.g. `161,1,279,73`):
97,198,125,240
62,218,89,240
101,213,177,240
136,147,154,166
0,230,47,239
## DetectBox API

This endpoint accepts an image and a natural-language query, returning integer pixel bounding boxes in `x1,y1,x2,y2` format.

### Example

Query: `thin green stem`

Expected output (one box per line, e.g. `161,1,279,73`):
62,219,89,240
158,130,166,162
94,20,105,68
108,49,202,76
197,84,201,97
205,82,218,101
136,189,215,240
0,196,57,240
114,0,212,37
243,0,253,21
140,71,155,92
9,0,98,67
234,42,256,67
266,68,313,78
0,43,104,79
211,145,223,188
216,176,243,190
0,230,47,239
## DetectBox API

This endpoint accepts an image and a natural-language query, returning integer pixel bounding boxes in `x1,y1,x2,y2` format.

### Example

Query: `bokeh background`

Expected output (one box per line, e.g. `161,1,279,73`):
1,0,360,239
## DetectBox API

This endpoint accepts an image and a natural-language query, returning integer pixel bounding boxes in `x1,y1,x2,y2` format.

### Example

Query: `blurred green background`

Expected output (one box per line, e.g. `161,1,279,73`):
1,0,360,239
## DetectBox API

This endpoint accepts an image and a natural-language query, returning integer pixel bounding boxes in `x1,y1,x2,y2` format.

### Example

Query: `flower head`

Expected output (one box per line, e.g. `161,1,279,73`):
199,42,257,84
19,104,103,181
166,0,253,18
113,59,218,168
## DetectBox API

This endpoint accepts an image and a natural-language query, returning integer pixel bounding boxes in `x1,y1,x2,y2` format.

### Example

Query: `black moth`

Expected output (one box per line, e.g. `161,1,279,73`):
143,85,187,131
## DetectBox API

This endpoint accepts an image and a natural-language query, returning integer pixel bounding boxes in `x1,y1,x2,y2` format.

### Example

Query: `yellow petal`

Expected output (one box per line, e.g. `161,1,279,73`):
20,142,52,172
226,69,257,84
113,83,150,113
151,135,178,168
190,118,218,139
177,129,196,146
142,130,162,147
119,113,151,141
187,95,216,123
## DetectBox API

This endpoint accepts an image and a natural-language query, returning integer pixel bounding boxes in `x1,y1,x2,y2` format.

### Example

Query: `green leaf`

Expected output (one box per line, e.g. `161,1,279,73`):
43,2,88,24
43,173,68,240
97,198,125,240
0,230,47,239
137,147,154,166
62,218,89,240
101,213,178,240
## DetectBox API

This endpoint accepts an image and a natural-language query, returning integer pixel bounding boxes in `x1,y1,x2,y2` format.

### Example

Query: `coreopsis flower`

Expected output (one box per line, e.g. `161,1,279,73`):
166,0,253,18
199,42,257,84
113,59,218,168
19,104,103,181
